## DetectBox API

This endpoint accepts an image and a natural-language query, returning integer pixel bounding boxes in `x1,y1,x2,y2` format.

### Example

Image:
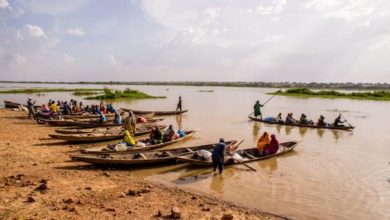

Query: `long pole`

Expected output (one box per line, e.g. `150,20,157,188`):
340,114,353,128
248,88,282,117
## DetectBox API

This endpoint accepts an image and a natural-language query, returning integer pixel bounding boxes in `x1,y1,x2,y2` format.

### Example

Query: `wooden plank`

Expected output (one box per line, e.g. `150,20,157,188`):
243,151,257,159
138,153,147,159
185,148,193,153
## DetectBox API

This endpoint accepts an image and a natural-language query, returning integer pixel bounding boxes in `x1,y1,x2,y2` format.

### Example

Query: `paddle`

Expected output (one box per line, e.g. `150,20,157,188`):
340,114,353,128
227,139,257,172
248,88,282,117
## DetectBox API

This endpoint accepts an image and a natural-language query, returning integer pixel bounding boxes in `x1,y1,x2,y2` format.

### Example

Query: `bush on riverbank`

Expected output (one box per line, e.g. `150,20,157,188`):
85,88,165,100
271,88,390,101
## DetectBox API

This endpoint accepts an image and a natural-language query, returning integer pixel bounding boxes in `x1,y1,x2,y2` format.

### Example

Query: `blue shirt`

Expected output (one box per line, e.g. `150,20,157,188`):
212,143,226,160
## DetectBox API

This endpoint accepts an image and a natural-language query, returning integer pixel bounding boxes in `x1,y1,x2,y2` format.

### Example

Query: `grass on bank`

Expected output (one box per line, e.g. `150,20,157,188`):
85,88,166,100
0,88,104,94
270,88,390,101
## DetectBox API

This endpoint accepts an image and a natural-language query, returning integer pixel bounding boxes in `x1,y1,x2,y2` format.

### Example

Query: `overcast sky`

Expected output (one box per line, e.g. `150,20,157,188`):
1,0,390,82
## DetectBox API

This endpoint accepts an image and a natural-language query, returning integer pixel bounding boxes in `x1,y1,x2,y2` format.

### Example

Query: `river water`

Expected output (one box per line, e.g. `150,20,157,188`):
1,83,389,219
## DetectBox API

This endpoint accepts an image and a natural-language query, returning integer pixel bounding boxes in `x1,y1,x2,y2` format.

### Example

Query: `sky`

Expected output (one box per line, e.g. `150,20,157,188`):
0,0,390,82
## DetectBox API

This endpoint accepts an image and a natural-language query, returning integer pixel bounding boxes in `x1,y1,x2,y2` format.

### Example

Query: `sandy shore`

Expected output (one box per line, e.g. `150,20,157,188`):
0,109,284,220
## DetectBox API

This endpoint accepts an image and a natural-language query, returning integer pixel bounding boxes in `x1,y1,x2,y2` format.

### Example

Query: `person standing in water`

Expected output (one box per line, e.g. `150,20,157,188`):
176,96,182,111
253,100,264,119
212,138,227,174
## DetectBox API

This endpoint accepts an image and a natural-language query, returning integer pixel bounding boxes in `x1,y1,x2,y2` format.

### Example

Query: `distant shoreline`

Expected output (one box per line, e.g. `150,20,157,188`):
1,80,389,90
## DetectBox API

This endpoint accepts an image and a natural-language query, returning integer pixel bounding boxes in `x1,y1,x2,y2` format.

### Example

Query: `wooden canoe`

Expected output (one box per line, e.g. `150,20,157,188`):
62,113,115,120
70,140,236,166
45,117,163,128
121,108,188,116
54,123,164,134
49,125,166,143
4,100,22,108
81,130,195,154
177,141,297,167
248,116,354,130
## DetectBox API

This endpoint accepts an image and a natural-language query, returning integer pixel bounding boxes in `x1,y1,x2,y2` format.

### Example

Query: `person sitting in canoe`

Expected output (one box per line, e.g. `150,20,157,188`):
275,113,283,122
149,126,163,144
299,114,309,124
124,112,137,134
317,115,326,126
285,113,296,124
122,130,136,147
333,114,346,127
63,102,71,115
257,132,271,156
107,104,115,113
212,138,227,174
99,112,107,124
114,110,122,124
253,100,263,119
163,125,175,142
264,134,279,155
177,128,185,138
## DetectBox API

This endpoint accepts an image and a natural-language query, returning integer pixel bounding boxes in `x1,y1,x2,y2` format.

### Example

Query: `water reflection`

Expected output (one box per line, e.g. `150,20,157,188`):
252,122,261,140
285,126,292,135
317,129,325,138
258,158,278,177
298,127,308,137
175,115,183,129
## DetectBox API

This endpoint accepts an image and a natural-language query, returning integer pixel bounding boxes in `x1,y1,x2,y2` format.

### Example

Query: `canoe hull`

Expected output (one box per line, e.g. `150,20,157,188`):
249,116,354,130
177,141,297,167
122,108,188,116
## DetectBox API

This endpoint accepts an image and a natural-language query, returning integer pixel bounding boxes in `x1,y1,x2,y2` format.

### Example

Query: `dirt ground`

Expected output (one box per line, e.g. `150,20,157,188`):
0,109,284,220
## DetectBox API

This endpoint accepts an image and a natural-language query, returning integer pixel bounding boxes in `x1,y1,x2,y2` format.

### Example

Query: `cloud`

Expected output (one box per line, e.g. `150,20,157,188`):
107,55,119,66
15,54,26,64
28,0,91,14
25,24,47,39
250,34,284,46
0,0,10,9
368,34,390,50
255,0,287,15
63,53,74,64
65,28,86,36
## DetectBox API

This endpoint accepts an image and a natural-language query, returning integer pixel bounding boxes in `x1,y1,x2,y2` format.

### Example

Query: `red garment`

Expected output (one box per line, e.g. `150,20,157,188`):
265,134,279,155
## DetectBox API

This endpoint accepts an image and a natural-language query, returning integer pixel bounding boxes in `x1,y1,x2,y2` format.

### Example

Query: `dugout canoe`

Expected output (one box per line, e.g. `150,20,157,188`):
248,116,354,130
62,113,115,120
177,141,297,167
49,125,166,143
54,122,161,134
81,130,195,154
121,108,188,116
4,100,22,108
70,140,236,166
45,117,163,128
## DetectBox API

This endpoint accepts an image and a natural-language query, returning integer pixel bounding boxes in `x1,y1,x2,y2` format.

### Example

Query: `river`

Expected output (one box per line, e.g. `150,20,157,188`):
1,83,389,219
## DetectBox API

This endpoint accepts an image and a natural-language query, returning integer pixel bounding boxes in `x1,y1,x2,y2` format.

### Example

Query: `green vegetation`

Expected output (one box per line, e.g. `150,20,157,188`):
270,88,390,101
85,88,165,100
0,88,104,94
72,91,101,96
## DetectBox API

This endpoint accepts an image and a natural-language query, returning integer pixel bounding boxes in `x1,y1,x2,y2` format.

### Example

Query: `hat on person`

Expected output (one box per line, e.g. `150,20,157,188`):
219,138,225,143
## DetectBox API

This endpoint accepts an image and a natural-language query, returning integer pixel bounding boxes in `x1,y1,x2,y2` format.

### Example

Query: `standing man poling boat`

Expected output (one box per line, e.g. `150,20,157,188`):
253,100,263,119
176,96,182,111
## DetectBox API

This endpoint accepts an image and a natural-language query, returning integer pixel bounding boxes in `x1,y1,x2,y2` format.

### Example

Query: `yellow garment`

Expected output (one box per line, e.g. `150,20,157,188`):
124,117,136,133
257,132,271,152
50,103,58,113
123,130,136,146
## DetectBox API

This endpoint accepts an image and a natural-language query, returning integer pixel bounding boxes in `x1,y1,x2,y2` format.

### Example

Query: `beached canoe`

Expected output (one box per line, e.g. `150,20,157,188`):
45,117,163,128
177,141,297,166
121,108,188,116
70,140,236,166
49,125,166,143
81,130,195,154
62,113,115,120
4,100,22,108
248,116,354,130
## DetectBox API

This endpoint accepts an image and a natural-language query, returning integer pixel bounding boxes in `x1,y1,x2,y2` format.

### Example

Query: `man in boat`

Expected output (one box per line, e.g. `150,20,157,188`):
257,132,271,156
333,114,346,127
212,138,227,174
264,134,279,156
176,96,182,111
27,98,36,119
285,113,296,124
275,113,283,122
149,126,163,144
253,100,263,119
99,112,107,124
317,115,326,126
63,101,71,115
299,114,309,124
163,125,175,142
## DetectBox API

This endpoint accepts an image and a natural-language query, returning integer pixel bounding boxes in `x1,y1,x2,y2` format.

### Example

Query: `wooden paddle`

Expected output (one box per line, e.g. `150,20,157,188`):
340,114,353,128
227,139,257,172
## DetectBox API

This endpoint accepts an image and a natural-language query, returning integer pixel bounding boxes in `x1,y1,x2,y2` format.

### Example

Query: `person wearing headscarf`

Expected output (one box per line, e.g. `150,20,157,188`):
149,126,163,144
122,130,136,147
114,110,122,124
257,132,271,156
264,134,279,155
163,125,175,142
